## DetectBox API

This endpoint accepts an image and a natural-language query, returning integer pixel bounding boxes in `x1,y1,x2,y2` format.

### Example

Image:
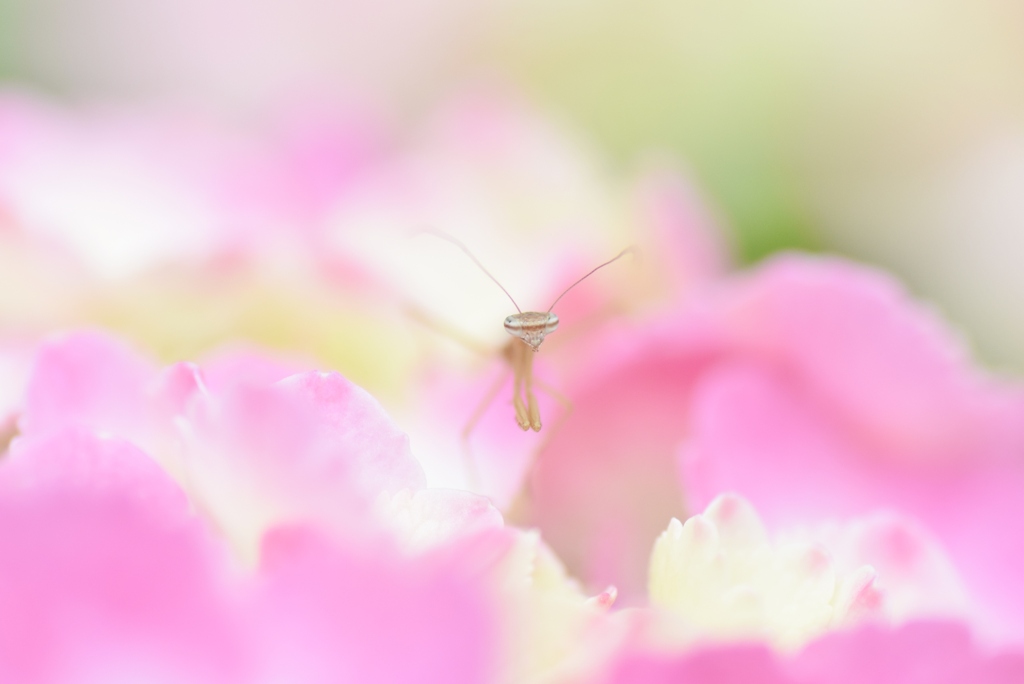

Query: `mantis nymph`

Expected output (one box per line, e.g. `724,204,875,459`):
422,231,632,439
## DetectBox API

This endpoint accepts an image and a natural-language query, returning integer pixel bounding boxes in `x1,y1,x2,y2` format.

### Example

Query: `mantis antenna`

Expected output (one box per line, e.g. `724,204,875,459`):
545,247,635,313
421,229,522,313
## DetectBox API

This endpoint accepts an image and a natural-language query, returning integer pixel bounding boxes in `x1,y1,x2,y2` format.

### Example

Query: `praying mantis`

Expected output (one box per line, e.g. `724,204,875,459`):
415,230,633,484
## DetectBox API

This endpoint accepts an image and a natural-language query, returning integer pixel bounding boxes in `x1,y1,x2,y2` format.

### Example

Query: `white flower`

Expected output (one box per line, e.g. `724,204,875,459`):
649,493,881,649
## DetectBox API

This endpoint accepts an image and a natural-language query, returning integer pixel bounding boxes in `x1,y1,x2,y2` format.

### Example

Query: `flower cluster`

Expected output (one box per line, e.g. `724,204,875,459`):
1,91,1023,682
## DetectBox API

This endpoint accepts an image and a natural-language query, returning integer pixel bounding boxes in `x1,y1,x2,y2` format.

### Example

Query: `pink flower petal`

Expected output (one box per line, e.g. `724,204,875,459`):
150,361,206,425
803,512,970,625
524,321,722,597
790,621,1024,684
0,431,246,683
3,429,188,519
598,622,1024,684
208,370,424,498
255,525,496,684
711,255,1024,462
185,370,426,546
599,643,790,684
631,166,729,300
15,331,492,558
19,330,157,443
17,332,196,479
378,488,504,550
0,94,381,275
197,345,312,394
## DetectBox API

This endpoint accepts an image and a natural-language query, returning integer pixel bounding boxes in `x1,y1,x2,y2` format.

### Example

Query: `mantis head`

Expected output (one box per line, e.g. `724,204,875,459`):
504,312,560,351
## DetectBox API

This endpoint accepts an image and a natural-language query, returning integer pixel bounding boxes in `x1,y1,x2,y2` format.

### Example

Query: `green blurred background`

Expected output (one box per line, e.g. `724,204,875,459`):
2,0,1023,370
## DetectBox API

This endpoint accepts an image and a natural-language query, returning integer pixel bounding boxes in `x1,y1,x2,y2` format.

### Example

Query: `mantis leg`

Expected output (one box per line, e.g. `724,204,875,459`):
0,416,17,455
461,367,512,489
507,339,534,431
505,377,574,524
523,351,542,432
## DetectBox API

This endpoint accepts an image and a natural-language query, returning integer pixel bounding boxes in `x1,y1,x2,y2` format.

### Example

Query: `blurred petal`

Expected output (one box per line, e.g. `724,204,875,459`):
796,514,972,625
0,430,246,683
790,622,1024,684
648,494,878,649
708,255,1024,462
598,643,790,684
682,355,1024,639
375,487,503,551
19,330,157,443
631,165,730,300
523,319,721,597
3,429,188,519
18,331,200,481
597,622,1024,684
196,346,311,394
255,526,496,684
183,370,425,555
484,527,617,683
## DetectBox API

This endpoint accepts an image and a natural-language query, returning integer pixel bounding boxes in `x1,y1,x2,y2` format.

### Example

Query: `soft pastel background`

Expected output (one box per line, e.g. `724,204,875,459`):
2,0,1024,371
2,2,1024,683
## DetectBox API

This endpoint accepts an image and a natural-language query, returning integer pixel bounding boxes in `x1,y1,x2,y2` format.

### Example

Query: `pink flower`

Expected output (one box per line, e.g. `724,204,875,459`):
0,433,500,683
2,331,506,682
0,94,381,278
16,330,502,554
516,254,1024,643
0,430,248,683
683,257,1024,640
3,89,1024,682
